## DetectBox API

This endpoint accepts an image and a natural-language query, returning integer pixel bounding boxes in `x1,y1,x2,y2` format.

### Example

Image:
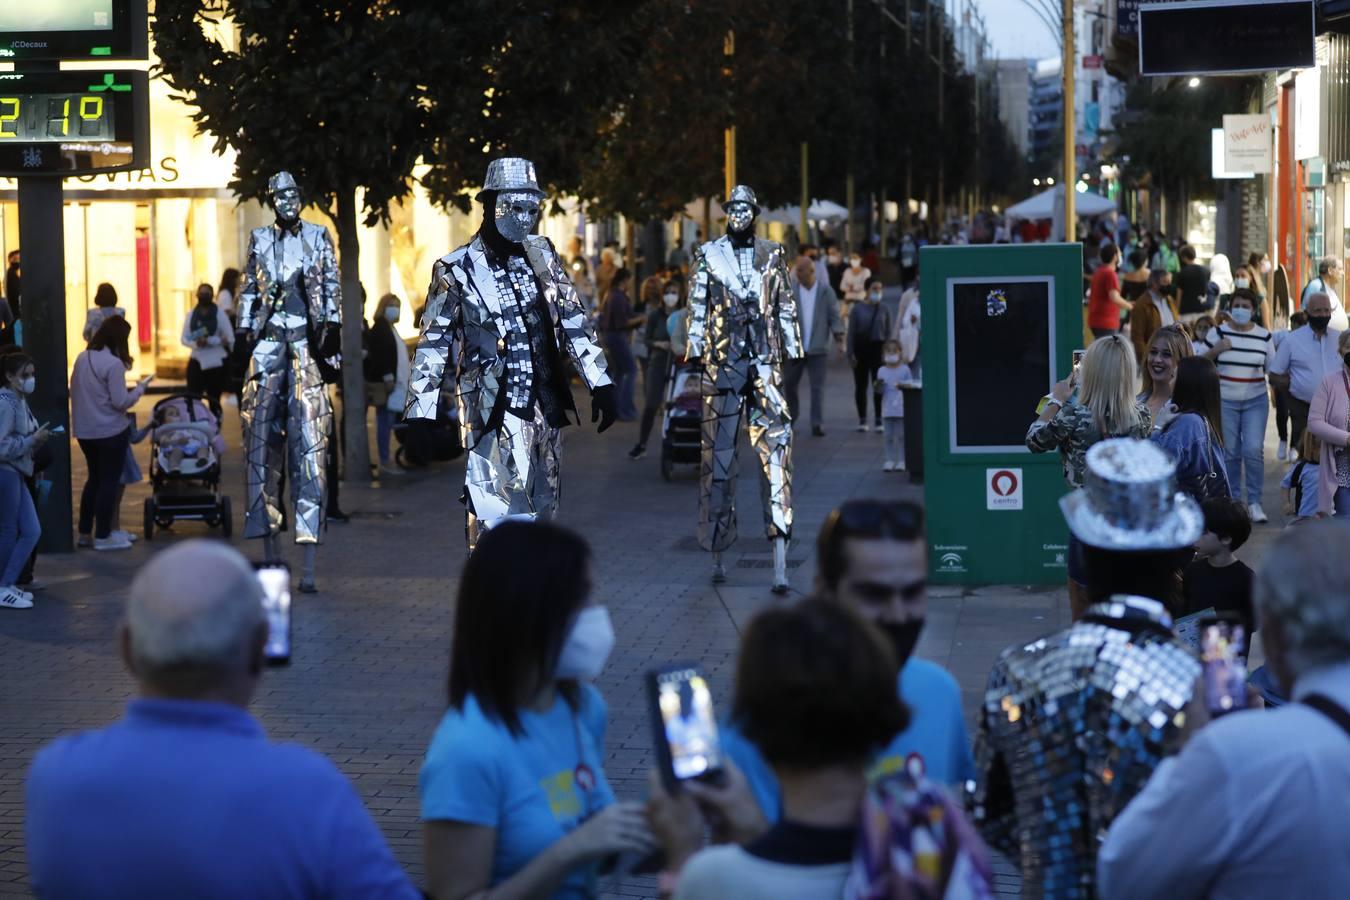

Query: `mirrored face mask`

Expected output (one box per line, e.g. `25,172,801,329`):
725,202,755,233
494,191,541,243
272,187,301,223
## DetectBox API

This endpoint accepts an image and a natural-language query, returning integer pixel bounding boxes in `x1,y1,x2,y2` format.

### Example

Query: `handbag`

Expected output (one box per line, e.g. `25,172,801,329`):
1168,416,1227,502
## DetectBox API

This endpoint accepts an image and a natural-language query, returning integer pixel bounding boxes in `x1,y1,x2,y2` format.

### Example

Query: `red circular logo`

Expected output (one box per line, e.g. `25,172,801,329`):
991,470,1019,497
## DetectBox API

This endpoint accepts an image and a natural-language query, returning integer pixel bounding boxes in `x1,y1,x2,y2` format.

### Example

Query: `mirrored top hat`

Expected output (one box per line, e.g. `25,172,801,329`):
268,171,298,194
476,157,545,201
721,184,760,213
1060,438,1203,550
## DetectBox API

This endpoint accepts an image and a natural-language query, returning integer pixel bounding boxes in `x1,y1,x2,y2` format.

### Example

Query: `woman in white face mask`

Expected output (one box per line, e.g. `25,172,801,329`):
363,293,411,477
1203,289,1274,523
630,277,685,460
0,352,48,608
421,521,654,899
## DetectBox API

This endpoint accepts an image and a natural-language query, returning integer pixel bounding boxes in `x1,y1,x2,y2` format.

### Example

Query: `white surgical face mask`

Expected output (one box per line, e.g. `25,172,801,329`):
663,292,679,308
554,606,615,681
384,306,400,323
1260,260,1272,274
850,258,862,269
883,354,900,365
869,290,883,301
18,376,34,394
1230,307,1253,325
1234,278,1250,289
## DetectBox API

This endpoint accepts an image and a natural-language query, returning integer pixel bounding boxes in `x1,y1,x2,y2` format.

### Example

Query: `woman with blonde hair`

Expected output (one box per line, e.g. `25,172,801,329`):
1027,334,1152,618
1138,325,1194,422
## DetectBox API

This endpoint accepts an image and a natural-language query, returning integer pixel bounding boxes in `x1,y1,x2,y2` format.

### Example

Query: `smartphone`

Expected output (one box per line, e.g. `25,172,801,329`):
49,425,65,434
254,562,292,666
647,663,724,791
1071,349,1086,372
1200,617,1247,716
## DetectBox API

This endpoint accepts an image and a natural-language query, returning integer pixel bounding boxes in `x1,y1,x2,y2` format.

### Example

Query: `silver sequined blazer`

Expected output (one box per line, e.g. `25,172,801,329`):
686,236,804,366
235,221,341,334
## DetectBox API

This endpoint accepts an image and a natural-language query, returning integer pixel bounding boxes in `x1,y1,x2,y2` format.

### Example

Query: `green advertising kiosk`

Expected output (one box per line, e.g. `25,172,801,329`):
919,243,1085,586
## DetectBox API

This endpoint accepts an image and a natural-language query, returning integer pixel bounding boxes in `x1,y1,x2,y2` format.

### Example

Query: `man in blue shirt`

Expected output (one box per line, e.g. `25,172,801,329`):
25,540,420,900
720,499,975,821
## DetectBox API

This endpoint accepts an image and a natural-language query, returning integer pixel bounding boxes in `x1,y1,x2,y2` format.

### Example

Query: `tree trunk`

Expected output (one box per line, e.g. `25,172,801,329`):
334,190,371,484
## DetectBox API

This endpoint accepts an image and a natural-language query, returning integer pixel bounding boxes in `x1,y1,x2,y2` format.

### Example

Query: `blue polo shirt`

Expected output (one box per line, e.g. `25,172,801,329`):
721,657,976,821
25,699,420,900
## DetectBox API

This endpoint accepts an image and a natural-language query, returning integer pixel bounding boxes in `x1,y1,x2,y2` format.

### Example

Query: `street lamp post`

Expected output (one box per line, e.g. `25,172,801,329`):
1062,0,1075,241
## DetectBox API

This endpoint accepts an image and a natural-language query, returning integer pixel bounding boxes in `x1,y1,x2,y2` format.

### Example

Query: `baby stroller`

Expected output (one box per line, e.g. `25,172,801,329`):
660,363,703,481
143,392,232,540
393,394,463,468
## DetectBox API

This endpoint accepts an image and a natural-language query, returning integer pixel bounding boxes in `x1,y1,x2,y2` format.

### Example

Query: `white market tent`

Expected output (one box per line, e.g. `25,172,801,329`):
1005,185,1116,220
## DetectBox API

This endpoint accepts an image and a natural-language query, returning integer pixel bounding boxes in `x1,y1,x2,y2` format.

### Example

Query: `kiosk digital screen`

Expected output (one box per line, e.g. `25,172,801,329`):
0,70,149,176
947,277,1055,453
0,0,147,61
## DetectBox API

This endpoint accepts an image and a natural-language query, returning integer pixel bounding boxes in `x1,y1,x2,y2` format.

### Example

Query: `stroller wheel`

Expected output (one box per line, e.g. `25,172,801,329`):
660,453,674,482
219,496,233,538
143,498,155,542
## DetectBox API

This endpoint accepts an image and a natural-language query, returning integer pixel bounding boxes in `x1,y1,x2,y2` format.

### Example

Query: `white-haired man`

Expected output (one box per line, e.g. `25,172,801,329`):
1098,520,1350,898
25,541,420,899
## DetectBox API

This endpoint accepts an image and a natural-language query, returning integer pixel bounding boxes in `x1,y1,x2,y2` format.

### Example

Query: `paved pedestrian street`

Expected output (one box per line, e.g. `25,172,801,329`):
0,356,1287,898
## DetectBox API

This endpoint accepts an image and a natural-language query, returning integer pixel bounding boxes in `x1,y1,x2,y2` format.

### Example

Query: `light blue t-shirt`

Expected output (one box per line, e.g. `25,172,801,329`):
419,685,616,899
1281,460,1321,518
720,657,975,822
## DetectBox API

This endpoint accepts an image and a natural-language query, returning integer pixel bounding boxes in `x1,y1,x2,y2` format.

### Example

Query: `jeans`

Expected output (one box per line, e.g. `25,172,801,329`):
852,342,883,423
636,352,672,447
1272,385,1289,443
374,405,394,464
603,332,639,420
0,467,39,585
1335,487,1350,517
783,355,828,429
77,427,130,539
1221,393,1269,505
882,416,903,463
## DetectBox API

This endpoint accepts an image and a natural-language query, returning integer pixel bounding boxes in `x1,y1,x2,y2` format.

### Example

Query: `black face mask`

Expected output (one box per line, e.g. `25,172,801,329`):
1308,314,1332,333
878,620,925,667
1343,352,1350,369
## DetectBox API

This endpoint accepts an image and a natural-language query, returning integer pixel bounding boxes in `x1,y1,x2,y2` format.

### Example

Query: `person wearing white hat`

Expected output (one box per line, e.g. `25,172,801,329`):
236,171,342,592
686,184,804,592
405,158,615,549
968,438,1202,898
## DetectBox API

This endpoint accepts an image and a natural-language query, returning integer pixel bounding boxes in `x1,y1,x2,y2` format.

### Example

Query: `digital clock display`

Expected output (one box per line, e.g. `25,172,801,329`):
0,93,114,143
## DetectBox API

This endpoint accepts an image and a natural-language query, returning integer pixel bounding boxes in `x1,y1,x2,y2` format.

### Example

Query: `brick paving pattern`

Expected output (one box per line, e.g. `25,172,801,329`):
0,344,1287,898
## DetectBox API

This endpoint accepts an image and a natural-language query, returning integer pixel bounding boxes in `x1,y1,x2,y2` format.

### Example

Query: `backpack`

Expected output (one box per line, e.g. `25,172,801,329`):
1292,460,1308,516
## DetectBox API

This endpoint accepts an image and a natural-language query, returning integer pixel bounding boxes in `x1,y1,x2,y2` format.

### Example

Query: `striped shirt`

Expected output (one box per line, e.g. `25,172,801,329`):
1205,323,1272,401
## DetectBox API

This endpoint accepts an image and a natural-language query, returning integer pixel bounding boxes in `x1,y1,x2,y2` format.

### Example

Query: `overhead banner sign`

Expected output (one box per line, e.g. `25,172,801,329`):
1222,114,1271,174
1294,67,1320,161
1139,0,1315,76
1212,129,1254,180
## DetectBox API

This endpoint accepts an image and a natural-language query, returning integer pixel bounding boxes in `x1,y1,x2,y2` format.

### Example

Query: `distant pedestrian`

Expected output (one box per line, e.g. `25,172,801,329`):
629,279,682,460
1271,309,1305,460
598,268,642,422
1205,289,1273,523
847,281,891,432
1269,292,1341,450
1281,431,1322,522
81,282,125,343
181,283,233,418
1207,253,1235,315
1128,267,1178,367
1175,245,1211,324
0,352,45,609
1306,329,1350,517
838,251,870,324
1191,314,1215,355
782,255,843,437
1120,249,1150,305
216,267,240,324
875,339,911,471
70,316,149,551
4,250,19,320
1301,256,1348,333
894,278,921,378
364,293,409,477
1087,244,1131,338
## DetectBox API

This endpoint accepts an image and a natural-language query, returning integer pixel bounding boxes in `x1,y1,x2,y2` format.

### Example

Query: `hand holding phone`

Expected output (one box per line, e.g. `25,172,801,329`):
253,562,292,666
1201,617,1247,716
647,663,725,792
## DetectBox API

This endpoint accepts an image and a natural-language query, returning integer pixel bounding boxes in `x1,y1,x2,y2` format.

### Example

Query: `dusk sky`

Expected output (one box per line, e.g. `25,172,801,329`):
977,0,1061,61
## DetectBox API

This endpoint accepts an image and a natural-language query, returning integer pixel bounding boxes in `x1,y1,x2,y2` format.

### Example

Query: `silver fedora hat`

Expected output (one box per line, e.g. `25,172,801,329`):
721,184,760,213
1060,438,1203,550
476,157,545,201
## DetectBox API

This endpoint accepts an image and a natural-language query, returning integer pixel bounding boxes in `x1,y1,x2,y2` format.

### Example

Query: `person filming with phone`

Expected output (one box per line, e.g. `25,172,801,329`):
70,315,151,551
419,521,654,900
24,540,421,899
1098,521,1350,899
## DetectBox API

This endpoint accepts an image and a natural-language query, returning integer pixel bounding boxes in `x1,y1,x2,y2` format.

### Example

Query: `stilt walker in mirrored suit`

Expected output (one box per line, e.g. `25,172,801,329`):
405,158,616,550
236,171,341,592
687,185,803,592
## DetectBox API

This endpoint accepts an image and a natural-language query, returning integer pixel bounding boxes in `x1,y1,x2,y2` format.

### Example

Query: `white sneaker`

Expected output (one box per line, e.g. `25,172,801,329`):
1249,503,1269,524
112,529,138,543
883,461,896,472
0,586,32,609
1277,440,1288,460
93,536,134,551
856,422,869,433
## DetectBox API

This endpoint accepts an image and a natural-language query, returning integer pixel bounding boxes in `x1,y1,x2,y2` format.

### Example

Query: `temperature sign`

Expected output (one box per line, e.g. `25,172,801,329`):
0,69,147,176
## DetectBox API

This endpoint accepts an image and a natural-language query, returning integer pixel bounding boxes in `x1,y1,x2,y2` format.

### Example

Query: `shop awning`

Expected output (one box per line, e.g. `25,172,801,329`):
1005,185,1116,220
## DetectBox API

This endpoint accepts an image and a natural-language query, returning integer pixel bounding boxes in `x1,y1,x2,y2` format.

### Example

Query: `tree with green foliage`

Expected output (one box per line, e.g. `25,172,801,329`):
153,0,441,481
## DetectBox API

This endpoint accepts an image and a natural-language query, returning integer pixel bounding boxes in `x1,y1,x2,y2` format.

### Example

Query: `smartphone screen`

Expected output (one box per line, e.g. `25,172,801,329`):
649,665,723,788
1201,619,1247,715
1071,349,1086,371
254,563,291,666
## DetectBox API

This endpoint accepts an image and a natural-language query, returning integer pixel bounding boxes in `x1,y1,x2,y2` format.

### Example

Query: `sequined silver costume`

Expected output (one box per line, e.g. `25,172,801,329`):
237,172,340,545
687,185,803,558
406,158,611,548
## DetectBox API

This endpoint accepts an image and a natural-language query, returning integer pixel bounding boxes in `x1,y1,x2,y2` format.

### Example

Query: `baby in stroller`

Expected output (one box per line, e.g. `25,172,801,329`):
148,396,226,476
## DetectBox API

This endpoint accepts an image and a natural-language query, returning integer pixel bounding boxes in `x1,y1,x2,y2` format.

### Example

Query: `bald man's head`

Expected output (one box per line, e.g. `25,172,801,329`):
124,541,265,701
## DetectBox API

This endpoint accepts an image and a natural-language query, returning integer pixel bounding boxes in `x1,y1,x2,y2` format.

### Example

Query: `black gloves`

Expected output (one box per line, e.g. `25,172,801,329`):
591,384,617,433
